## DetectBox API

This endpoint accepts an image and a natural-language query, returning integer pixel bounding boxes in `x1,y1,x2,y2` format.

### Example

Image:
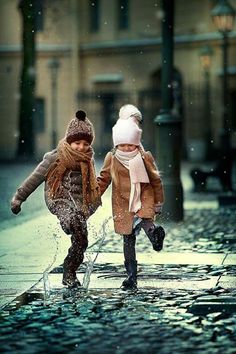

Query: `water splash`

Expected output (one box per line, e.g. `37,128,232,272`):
43,271,51,305
82,217,112,290
41,231,60,304
82,253,93,291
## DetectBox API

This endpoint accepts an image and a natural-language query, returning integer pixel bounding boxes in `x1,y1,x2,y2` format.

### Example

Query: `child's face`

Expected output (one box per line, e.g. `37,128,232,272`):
70,140,90,152
117,144,137,152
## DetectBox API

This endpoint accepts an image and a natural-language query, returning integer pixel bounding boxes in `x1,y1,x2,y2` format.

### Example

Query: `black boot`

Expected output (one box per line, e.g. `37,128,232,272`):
122,260,137,290
148,225,165,251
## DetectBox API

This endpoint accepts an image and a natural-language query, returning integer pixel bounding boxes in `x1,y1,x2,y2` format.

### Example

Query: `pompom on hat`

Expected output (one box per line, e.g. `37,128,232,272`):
112,119,142,147
119,104,143,124
65,110,95,144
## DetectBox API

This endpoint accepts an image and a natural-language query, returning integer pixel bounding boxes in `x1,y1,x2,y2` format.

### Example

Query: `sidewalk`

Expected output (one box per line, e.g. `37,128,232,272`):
32,251,236,292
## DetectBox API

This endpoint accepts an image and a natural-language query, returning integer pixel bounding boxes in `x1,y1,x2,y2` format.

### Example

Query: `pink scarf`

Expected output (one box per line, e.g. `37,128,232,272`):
115,149,149,212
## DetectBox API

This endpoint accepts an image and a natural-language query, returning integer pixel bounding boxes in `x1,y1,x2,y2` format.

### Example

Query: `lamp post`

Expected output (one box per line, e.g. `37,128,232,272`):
211,0,235,154
48,57,60,149
154,0,183,221
199,44,214,160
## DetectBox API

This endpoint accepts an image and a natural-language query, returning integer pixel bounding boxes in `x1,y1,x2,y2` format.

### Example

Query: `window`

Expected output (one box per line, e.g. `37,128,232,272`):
90,0,100,32
118,0,129,30
33,98,45,133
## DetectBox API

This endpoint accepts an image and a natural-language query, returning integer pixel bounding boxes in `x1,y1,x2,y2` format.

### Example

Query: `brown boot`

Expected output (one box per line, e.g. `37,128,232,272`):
62,270,81,288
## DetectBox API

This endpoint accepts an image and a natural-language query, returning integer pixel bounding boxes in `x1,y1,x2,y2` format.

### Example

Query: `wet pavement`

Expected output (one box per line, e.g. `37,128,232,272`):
0,160,236,353
1,287,236,354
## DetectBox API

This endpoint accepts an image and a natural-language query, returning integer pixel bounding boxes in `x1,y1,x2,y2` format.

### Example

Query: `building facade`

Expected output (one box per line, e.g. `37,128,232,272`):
1,0,236,159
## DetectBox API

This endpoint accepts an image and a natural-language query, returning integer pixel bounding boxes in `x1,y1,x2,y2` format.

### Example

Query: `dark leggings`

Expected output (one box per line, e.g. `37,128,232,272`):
123,233,136,262
123,219,155,262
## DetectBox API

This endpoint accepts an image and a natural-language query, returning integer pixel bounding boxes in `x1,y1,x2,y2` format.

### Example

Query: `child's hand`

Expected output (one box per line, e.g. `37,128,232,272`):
154,204,162,215
11,199,22,215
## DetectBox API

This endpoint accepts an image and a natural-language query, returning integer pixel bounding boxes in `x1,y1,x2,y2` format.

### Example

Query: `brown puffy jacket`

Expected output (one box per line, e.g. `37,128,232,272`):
11,150,97,217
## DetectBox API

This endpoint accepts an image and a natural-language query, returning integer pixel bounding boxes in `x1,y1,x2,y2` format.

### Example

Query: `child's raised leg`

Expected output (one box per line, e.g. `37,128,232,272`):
141,218,165,252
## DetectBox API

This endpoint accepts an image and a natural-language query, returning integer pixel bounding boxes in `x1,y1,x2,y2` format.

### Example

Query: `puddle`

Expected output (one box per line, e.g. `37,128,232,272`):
2,291,45,313
2,217,113,314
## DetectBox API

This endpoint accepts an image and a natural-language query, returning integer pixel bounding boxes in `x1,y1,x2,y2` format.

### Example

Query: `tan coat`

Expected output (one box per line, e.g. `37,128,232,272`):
97,151,164,235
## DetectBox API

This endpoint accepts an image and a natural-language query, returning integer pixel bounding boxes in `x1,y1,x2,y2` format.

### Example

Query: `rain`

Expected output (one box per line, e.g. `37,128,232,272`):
1,1,236,354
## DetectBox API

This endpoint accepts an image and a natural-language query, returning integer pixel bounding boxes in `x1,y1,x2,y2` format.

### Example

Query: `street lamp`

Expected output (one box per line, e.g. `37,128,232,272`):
154,0,183,221
199,44,213,71
211,0,235,151
48,57,60,149
211,0,235,192
199,44,214,160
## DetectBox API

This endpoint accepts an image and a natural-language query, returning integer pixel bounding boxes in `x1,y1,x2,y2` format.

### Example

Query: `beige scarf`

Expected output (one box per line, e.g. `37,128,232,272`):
115,148,150,213
47,139,101,216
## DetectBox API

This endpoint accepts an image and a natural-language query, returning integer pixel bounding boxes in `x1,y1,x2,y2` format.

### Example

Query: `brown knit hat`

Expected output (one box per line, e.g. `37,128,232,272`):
65,110,95,144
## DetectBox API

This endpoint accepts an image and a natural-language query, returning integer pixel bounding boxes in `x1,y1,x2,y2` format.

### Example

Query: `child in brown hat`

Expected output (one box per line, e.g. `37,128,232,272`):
11,110,101,288
97,114,165,290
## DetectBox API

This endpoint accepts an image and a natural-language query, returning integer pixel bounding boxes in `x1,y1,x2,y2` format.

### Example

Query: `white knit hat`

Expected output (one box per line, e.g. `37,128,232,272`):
119,104,142,124
112,119,142,147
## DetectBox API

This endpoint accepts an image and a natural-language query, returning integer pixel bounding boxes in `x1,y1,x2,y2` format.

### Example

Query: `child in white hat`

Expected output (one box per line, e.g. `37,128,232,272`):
97,109,165,290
